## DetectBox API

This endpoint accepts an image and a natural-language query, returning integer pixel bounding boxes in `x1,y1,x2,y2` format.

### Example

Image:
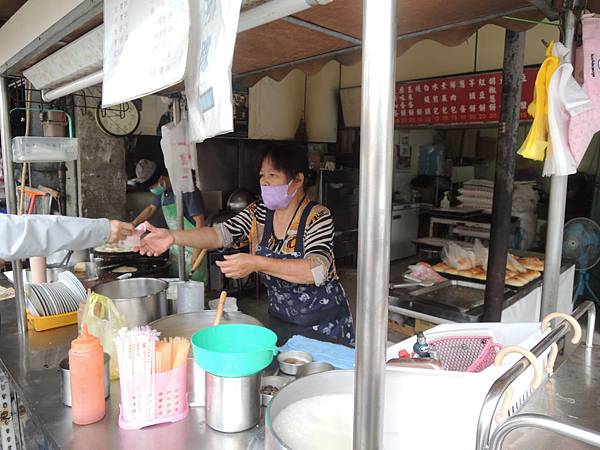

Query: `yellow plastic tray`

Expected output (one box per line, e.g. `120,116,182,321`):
27,310,77,332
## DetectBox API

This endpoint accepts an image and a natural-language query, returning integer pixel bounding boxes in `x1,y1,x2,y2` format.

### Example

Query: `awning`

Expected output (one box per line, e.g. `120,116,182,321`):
5,0,552,90
232,0,547,85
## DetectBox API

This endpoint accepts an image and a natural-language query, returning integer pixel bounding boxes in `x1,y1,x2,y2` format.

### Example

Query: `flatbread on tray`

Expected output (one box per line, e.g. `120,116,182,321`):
95,243,134,253
432,262,542,287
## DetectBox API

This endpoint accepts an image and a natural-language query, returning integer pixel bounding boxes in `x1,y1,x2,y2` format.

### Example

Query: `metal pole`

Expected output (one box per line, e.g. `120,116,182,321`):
171,97,188,282
483,30,526,321
353,0,396,448
0,78,26,334
541,5,577,318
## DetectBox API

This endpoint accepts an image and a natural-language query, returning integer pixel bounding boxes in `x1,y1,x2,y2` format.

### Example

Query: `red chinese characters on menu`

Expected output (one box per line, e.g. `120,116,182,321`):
394,67,537,126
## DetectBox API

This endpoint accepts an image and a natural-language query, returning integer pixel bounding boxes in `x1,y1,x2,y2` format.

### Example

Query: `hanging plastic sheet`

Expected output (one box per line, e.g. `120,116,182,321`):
185,0,243,143
569,14,600,165
544,42,592,176
102,0,189,107
160,119,195,193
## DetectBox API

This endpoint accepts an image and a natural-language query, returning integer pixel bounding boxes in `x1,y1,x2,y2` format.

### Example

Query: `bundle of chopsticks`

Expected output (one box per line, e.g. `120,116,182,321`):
114,326,190,376
155,337,190,373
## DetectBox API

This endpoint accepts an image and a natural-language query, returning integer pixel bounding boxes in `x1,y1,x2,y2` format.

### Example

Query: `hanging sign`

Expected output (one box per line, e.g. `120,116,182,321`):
394,67,538,126
102,0,190,107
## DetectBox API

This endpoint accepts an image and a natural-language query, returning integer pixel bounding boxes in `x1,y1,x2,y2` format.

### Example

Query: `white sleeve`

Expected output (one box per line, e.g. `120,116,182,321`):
0,215,110,260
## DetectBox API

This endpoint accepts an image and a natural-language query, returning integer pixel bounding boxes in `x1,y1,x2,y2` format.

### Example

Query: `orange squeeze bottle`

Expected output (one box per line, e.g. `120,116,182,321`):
69,324,105,425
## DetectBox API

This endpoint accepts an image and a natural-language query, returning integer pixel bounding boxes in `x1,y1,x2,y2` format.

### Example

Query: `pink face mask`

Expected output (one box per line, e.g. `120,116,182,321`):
261,180,297,210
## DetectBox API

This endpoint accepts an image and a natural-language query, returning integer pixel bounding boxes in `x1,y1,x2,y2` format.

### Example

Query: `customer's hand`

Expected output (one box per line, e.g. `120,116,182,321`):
108,220,134,243
137,222,175,256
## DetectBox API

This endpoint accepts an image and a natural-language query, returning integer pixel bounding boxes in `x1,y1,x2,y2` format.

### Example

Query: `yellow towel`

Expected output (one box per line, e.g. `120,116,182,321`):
518,42,560,161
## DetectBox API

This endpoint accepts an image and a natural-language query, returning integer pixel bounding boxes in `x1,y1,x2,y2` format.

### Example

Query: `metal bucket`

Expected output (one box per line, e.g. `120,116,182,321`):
59,354,110,407
93,278,168,327
205,371,260,433
265,370,355,450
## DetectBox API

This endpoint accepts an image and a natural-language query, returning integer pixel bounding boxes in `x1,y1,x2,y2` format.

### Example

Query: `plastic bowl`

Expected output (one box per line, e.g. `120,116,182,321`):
191,324,278,377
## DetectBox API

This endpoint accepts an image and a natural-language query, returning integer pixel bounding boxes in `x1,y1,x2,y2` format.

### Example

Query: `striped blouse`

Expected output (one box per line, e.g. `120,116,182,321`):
214,198,339,285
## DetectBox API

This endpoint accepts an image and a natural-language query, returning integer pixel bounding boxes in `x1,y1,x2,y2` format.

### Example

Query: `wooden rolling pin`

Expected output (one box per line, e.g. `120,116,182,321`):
213,291,228,326
188,249,208,278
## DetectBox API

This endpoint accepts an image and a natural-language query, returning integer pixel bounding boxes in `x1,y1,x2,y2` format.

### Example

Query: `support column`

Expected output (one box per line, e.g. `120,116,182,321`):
353,0,396,448
0,78,26,334
171,97,188,282
483,30,526,321
541,6,577,318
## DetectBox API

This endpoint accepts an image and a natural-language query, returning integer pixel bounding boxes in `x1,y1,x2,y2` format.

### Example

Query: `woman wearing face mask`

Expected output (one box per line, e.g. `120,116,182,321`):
137,145,355,345
131,159,207,283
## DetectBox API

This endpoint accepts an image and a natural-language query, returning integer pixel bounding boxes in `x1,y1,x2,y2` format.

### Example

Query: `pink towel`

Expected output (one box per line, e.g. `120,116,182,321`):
569,15,600,165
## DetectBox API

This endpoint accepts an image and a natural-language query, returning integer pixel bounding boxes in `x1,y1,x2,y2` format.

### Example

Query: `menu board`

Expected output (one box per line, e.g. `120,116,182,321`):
394,67,538,126
102,0,189,107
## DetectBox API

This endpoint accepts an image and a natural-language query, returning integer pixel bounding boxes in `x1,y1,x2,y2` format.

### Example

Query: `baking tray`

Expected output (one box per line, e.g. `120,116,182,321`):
408,279,510,313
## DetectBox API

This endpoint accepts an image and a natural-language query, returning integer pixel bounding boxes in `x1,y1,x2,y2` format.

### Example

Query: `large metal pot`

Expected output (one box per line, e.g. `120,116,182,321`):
265,370,355,450
149,311,263,407
93,278,168,327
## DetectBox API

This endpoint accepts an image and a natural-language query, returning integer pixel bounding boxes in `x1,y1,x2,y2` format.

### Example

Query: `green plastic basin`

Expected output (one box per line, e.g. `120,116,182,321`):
191,324,278,377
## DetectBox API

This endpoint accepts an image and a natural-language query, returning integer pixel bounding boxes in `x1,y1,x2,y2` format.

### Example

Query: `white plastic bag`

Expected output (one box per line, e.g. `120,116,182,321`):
441,242,476,270
160,119,195,193
472,239,488,268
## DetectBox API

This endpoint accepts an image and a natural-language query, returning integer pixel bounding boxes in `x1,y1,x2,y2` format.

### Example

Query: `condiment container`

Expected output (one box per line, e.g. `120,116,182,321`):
69,324,105,425
59,354,110,407
277,351,313,375
205,371,260,432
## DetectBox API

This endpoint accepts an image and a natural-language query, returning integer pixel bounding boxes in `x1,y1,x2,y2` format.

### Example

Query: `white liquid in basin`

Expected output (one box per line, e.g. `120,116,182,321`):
272,394,354,450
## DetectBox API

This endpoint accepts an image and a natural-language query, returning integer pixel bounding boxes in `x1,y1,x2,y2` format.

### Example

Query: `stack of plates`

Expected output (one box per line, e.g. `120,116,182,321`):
26,271,86,317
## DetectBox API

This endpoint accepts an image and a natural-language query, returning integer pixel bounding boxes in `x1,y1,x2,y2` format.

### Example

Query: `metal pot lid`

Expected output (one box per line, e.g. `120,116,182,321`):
149,311,263,340
227,188,255,213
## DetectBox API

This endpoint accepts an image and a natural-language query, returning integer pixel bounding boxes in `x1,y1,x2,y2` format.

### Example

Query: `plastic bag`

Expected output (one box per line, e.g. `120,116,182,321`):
82,292,127,380
473,239,489,269
441,242,476,270
405,262,446,283
506,253,527,273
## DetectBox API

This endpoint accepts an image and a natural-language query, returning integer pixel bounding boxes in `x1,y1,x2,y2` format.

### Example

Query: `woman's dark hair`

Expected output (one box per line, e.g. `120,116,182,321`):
261,143,316,188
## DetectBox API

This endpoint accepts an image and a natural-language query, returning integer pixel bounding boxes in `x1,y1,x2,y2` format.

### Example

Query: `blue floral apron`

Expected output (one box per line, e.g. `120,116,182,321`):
256,201,355,345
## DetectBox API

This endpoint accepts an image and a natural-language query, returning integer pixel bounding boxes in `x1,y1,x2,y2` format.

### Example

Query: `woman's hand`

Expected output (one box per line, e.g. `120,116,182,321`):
216,253,258,279
108,220,134,243
137,222,175,256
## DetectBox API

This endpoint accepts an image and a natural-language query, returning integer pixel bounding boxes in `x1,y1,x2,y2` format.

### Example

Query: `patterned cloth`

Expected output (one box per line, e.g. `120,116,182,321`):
216,198,355,345
216,198,337,285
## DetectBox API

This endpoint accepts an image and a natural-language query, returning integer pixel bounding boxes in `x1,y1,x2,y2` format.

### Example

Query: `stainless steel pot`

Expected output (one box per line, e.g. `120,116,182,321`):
205,371,260,433
59,354,110,407
93,278,168,327
149,311,263,407
265,370,355,450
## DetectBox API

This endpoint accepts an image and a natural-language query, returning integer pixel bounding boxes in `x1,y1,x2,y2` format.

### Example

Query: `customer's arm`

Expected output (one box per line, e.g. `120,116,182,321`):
0,215,133,260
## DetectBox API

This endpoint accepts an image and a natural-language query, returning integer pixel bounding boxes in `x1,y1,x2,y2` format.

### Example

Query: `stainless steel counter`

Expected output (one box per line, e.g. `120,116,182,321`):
0,297,265,450
500,342,600,449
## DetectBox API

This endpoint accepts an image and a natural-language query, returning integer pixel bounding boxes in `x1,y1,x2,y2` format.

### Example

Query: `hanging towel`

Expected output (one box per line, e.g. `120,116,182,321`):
544,43,592,176
279,335,356,370
569,14,600,165
518,42,560,161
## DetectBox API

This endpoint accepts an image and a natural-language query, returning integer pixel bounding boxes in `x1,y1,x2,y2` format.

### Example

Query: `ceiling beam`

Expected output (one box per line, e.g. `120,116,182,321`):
282,16,362,45
526,0,559,20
